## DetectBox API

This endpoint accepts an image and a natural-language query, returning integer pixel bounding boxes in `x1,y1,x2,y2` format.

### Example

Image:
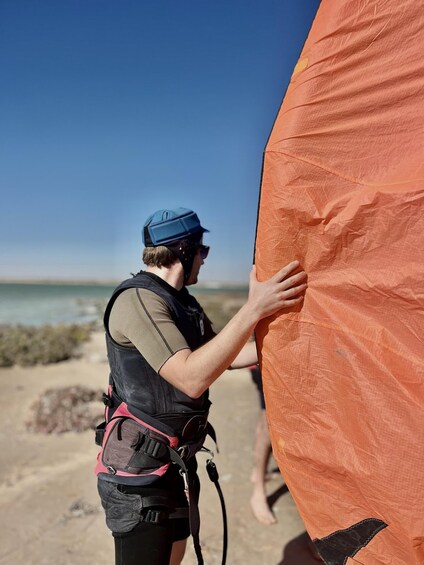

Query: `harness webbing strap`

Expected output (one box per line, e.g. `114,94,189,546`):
139,495,171,509
135,434,169,461
169,507,189,520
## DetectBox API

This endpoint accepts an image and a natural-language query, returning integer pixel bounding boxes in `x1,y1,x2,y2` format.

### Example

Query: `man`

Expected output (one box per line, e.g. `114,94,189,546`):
96,207,307,565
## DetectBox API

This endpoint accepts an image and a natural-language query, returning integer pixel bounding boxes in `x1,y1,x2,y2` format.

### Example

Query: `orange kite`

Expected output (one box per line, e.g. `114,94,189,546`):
255,1,424,563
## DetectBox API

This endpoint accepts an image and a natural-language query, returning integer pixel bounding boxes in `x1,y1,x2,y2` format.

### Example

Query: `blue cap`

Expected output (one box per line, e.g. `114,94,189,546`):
143,207,209,247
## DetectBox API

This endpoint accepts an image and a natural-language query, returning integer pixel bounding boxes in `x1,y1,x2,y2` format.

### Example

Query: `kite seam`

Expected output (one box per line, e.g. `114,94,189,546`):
265,149,424,188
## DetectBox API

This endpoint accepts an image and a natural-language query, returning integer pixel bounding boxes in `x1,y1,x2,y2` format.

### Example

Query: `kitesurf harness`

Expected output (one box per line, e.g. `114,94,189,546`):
95,271,227,564
95,387,227,564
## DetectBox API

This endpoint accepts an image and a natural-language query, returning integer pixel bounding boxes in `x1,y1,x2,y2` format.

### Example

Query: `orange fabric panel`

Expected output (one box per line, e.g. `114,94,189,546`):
255,1,424,563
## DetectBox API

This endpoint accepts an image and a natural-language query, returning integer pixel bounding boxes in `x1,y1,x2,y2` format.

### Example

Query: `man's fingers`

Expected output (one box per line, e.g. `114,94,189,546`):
281,283,307,298
272,260,300,282
279,271,307,289
280,296,304,307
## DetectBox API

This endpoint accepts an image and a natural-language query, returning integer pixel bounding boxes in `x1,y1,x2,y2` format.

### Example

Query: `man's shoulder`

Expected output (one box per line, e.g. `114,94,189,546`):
115,287,168,310
109,288,173,340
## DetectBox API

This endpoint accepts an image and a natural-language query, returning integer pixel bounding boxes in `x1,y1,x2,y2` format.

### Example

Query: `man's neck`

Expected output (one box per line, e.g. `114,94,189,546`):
146,265,184,291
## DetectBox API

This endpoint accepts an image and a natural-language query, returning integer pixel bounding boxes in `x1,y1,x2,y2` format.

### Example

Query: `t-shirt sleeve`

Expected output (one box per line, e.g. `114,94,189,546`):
108,288,190,372
202,312,216,342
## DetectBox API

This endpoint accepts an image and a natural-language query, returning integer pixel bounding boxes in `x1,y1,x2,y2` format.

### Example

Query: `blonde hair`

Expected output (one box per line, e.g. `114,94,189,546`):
142,246,178,268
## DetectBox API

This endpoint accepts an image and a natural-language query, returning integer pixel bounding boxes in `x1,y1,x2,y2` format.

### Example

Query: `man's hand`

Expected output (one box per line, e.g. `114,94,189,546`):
247,261,307,321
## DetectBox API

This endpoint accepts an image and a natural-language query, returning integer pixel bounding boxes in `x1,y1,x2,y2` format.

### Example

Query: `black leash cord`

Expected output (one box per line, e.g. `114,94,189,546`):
206,459,228,565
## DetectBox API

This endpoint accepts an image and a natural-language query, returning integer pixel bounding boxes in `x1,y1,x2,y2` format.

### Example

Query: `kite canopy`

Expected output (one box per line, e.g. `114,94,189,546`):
255,1,424,563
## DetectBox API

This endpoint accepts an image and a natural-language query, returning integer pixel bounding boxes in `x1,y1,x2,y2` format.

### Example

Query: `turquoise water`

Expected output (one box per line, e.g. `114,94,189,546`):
0,283,116,326
0,282,248,326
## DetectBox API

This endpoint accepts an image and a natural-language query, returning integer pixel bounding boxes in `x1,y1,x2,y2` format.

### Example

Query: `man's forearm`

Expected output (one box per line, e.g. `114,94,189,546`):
229,339,258,370
160,303,258,398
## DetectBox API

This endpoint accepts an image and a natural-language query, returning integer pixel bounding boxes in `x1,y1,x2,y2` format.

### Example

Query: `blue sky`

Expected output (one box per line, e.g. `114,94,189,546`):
0,0,319,283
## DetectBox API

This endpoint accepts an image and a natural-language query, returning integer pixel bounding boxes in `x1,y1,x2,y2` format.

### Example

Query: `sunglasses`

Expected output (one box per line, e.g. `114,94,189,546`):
199,244,210,260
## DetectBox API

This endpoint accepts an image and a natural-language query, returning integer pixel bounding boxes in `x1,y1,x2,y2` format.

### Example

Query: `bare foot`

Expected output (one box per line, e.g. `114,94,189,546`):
250,490,277,525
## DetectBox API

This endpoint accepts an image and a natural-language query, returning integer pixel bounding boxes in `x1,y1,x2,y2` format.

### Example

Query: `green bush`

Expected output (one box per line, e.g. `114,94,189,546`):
0,323,93,367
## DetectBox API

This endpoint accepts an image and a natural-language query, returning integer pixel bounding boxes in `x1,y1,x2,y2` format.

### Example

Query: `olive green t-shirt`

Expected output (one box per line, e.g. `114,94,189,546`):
109,288,214,373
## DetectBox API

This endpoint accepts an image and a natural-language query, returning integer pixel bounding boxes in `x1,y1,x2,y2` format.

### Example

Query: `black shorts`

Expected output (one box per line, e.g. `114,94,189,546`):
98,461,200,565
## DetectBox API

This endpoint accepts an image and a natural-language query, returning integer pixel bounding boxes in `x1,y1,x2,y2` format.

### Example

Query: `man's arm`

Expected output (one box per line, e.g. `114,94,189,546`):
229,339,258,369
159,261,306,398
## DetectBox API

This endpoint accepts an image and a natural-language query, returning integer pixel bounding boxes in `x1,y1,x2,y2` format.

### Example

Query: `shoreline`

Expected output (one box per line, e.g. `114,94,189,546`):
0,285,249,330
0,278,248,289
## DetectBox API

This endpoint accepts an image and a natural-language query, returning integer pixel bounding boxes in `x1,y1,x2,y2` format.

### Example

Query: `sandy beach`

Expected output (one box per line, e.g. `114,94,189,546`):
0,330,316,565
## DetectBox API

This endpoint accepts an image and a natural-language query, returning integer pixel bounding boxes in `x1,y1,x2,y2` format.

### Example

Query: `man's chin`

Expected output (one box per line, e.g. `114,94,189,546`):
186,275,198,286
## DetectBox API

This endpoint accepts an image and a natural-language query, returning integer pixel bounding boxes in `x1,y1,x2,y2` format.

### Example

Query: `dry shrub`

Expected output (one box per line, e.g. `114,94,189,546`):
0,324,93,367
27,385,104,433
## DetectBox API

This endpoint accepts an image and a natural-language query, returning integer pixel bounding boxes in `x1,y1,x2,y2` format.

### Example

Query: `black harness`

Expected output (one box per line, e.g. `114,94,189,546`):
96,387,227,565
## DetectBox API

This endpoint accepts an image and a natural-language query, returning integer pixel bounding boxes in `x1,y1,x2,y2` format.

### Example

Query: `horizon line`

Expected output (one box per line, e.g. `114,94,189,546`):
0,277,248,288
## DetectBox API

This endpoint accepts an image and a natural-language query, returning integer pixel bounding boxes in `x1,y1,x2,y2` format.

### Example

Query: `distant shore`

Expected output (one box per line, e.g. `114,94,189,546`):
0,279,119,286
0,278,248,289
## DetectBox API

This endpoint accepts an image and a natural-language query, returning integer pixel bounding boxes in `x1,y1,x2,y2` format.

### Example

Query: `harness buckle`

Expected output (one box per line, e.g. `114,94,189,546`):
144,509,166,524
177,445,188,459
179,468,189,501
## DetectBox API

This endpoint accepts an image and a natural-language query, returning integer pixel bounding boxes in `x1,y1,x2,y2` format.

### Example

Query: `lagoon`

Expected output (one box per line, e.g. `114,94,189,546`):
0,281,248,326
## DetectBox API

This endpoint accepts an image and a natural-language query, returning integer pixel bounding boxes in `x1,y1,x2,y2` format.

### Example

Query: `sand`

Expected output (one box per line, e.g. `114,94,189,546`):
0,331,316,565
